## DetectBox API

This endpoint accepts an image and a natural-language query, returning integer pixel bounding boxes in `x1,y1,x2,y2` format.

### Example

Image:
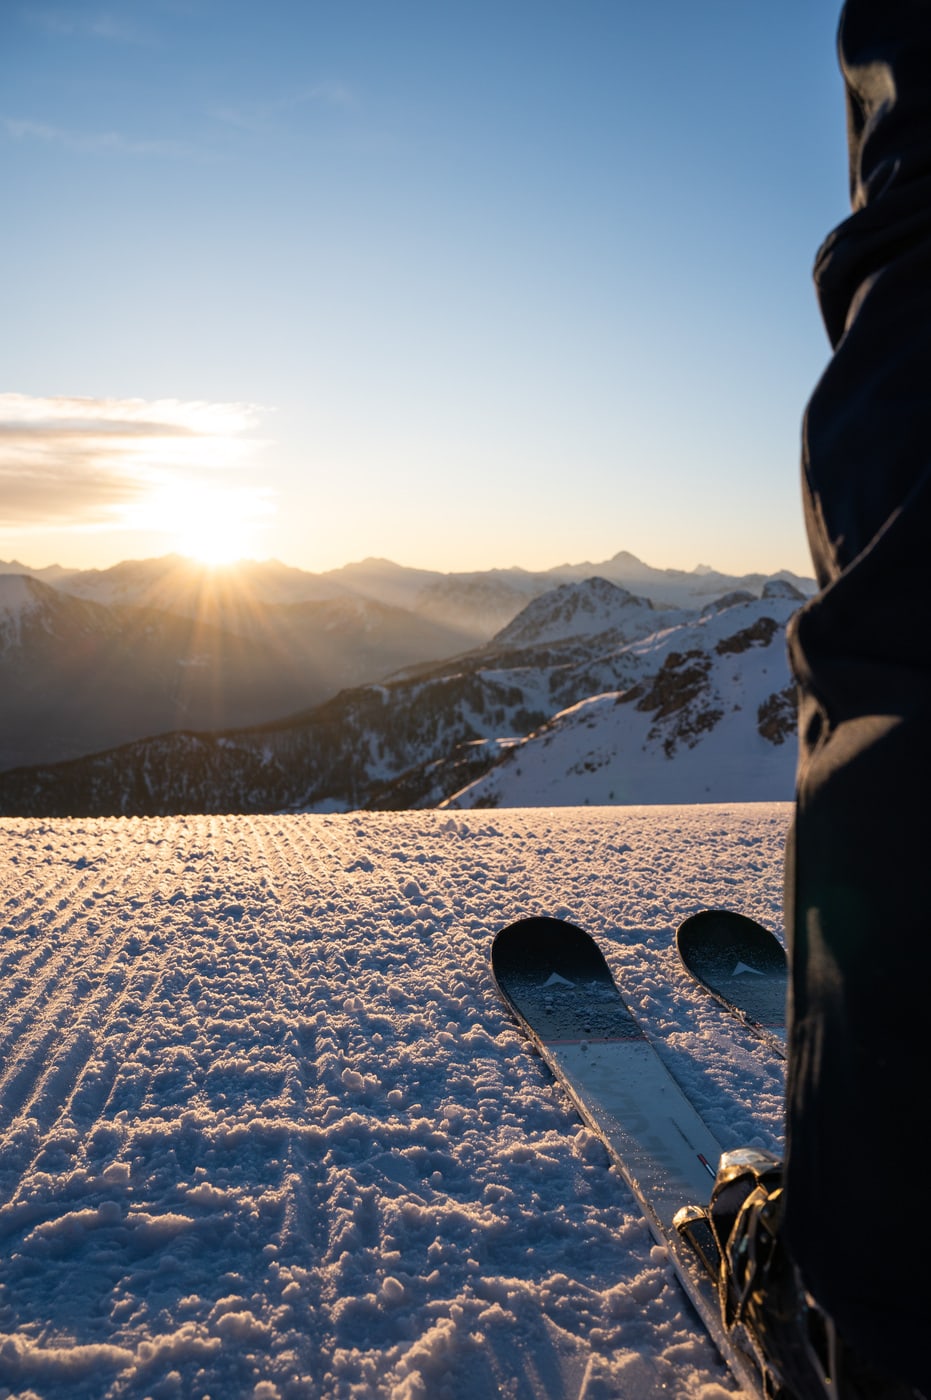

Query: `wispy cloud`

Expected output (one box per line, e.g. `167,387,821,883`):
210,82,358,137
0,394,270,531
2,89,354,160
25,8,153,45
3,117,200,159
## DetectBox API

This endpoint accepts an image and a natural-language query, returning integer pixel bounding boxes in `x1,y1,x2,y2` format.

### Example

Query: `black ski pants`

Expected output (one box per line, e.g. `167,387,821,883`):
785,2,931,1392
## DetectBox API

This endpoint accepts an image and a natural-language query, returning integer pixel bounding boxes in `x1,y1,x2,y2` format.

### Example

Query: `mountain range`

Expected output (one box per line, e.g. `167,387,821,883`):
0,550,813,778
2,548,814,626
0,569,472,770
0,550,811,817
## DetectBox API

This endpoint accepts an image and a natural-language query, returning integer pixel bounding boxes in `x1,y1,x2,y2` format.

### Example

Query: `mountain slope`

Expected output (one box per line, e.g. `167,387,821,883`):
0,575,474,771
0,574,317,769
444,593,798,808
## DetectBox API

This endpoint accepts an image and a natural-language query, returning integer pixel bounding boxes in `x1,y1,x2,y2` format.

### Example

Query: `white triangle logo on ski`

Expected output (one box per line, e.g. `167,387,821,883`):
730,961,764,979
544,972,575,988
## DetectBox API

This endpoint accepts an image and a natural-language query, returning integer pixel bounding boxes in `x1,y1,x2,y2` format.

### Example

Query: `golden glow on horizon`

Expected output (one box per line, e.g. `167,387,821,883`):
138,480,272,566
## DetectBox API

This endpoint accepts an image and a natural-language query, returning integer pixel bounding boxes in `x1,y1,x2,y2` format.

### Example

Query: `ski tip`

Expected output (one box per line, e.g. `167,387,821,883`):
491,917,642,1041
676,909,787,973
491,915,601,982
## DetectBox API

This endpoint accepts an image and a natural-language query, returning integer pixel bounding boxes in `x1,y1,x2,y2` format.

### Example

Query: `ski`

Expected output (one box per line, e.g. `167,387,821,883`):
492,915,767,1400
676,910,787,1060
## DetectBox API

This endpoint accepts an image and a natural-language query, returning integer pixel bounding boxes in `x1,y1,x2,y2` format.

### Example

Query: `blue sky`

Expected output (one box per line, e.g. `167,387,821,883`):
1,1,845,577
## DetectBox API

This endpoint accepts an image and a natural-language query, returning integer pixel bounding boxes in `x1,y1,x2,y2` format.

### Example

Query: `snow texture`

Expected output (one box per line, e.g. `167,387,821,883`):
0,806,789,1398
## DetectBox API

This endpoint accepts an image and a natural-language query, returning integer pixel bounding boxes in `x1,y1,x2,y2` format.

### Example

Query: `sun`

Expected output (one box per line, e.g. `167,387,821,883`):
142,480,272,566
176,511,254,566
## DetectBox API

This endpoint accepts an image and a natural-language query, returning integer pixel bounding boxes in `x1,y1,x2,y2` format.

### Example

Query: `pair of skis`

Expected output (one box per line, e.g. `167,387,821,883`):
491,910,788,1400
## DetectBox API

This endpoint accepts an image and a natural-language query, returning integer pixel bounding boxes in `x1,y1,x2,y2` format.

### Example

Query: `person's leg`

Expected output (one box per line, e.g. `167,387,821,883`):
785,2,931,1392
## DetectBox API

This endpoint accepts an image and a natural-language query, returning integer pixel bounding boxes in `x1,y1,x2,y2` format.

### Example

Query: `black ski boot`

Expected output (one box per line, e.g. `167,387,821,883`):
691,1148,924,1400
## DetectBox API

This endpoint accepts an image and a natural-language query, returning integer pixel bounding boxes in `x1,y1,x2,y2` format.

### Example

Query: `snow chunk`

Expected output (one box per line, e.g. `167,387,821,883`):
0,1331,133,1379
380,1275,406,1304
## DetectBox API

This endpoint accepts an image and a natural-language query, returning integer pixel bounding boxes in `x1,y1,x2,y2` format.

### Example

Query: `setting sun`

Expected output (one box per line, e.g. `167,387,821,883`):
141,480,273,566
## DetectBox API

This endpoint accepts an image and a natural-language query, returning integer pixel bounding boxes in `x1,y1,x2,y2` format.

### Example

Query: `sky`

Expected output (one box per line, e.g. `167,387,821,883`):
1,1,846,579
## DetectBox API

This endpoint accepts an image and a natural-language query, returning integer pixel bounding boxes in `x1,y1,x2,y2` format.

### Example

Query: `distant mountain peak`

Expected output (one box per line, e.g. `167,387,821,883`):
762,578,806,601
0,572,43,621
493,576,663,649
339,556,408,573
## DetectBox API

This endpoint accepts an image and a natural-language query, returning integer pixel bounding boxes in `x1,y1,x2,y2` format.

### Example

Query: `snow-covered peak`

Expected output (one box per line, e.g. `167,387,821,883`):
0,570,42,615
762,578,807,601
0,574,43,650
444,594,801,810
492,577,664,648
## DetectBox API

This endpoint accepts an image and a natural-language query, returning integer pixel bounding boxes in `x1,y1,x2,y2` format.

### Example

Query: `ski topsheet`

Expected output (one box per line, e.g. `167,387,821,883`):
676,910,787,1059
491,916,765,1399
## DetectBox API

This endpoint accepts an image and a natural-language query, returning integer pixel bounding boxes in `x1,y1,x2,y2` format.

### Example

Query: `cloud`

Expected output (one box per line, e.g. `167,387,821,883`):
5,75,354,159
302,82,357,112
25,8,153,45
3,118,199,159
0,394,269,529
210,82,358,137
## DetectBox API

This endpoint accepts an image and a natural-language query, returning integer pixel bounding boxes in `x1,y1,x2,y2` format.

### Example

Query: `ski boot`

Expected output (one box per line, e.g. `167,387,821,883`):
676,1148,923,1400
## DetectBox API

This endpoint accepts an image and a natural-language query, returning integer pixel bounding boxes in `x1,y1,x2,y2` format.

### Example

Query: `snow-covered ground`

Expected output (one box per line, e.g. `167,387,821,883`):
0,806,790,1399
